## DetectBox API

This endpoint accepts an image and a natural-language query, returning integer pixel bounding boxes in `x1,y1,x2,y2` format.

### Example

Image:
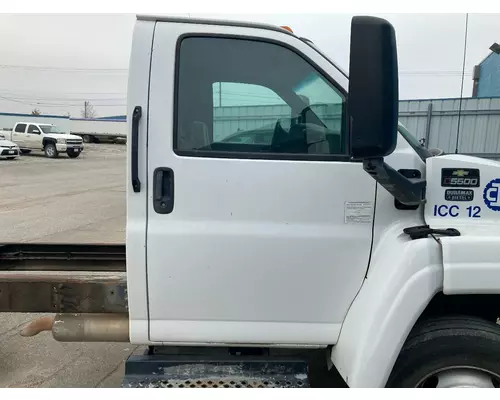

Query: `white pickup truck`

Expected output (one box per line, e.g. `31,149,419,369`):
7,122,84,158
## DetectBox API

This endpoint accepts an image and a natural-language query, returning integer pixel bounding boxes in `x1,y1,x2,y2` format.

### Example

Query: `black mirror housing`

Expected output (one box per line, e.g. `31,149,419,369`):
348,16,426,206
348,16,398,159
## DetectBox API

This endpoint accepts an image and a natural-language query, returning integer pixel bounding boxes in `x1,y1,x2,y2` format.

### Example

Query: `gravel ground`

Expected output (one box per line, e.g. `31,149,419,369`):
0,144,143,388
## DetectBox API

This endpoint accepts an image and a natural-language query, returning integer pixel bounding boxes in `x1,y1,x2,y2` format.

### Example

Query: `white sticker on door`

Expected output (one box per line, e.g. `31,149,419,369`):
344,202,374,224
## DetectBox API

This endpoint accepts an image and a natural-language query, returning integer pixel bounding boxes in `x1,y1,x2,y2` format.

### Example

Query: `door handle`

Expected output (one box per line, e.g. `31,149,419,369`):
153,167,174,214
131,106,142,193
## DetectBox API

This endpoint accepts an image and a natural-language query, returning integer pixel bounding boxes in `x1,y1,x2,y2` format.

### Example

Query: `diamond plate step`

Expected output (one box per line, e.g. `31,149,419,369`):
122,353,310,388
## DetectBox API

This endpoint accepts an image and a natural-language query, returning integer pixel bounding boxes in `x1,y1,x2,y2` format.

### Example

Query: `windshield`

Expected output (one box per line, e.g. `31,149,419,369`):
39,125,64,134
398,123,433,161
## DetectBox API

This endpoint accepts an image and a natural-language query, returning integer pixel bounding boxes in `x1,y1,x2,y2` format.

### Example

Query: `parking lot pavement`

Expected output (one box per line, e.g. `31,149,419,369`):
0,144,126,244
0,144,140,388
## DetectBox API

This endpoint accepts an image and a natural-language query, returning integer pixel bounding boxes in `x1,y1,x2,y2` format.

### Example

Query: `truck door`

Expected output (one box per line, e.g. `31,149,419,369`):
26,124,41,149
144,19,376,345
12,123,27,147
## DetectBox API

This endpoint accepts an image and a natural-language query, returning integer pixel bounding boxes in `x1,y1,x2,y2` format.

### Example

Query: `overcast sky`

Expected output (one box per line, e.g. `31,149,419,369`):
0,13,498,117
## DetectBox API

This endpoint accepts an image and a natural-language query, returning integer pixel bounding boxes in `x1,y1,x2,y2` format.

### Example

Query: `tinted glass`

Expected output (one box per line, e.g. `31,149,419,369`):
15,124,27,133
27,124,39,133
176,37,346,158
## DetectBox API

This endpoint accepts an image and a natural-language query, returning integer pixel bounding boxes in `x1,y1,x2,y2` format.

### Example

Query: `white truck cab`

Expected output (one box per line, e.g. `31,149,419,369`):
10,15,500,389
10,122,84,158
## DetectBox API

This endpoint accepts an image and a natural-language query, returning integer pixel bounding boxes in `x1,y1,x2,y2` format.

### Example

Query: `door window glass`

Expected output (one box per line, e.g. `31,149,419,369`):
15,124,27,133
175,37,346,158
27,124,39,134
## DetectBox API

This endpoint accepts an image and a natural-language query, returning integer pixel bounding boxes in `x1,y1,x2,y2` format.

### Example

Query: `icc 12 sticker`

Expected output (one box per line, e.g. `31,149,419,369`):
433,177,500,218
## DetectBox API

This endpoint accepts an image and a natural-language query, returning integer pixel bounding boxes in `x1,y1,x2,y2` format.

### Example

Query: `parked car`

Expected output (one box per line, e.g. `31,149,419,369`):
0,134,20,160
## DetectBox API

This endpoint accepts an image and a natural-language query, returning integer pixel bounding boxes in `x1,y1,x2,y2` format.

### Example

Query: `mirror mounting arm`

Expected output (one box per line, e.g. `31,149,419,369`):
363,157,426,206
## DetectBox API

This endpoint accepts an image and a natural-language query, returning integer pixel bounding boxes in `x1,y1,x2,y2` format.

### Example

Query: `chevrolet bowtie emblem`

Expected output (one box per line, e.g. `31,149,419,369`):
452,170,469,177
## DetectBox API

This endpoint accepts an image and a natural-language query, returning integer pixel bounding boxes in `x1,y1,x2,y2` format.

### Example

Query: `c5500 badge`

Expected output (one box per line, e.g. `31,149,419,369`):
441,168,480,188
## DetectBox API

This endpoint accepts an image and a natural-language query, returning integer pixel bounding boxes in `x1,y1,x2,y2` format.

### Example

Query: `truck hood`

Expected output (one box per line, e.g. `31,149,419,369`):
44,133,82,141
423,154,500,295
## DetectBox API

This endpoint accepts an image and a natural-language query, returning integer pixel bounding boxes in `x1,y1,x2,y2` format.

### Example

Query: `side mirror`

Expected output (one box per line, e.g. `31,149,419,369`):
32,130,40,134
348,16,426,206
348,16,398,159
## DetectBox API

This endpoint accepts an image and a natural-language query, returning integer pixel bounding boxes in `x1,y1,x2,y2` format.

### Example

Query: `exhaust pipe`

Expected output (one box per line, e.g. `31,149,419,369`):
20,313,129,342
20,315,55,337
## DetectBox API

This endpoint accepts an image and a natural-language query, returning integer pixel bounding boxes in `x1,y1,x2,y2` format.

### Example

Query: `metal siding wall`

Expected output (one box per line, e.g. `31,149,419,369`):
213,97,500,158
395,98,500,155
213,104,343,140
425,97,500,154
213,105,291,141
397,100,428,140
429,99,459,152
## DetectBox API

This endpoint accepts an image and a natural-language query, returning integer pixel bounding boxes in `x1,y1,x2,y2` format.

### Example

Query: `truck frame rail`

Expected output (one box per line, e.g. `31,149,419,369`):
0,243,127,313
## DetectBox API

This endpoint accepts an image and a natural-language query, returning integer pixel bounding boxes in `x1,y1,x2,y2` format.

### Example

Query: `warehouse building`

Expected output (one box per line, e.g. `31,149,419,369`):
472,42,500,97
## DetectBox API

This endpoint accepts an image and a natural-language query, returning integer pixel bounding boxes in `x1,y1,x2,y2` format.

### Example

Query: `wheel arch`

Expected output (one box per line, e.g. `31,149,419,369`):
419,292,500,325
42,137,57,147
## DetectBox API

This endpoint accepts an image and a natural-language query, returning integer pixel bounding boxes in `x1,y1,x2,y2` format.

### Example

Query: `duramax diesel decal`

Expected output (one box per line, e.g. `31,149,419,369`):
441,168,480,188
444,189,474,202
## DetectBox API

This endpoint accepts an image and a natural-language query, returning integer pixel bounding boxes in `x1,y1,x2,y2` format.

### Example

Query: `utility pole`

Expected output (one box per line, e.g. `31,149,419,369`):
81,101,96,119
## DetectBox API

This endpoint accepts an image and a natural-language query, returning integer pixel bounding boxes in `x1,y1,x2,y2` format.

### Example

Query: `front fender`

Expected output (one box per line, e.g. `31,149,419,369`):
330,225,443,388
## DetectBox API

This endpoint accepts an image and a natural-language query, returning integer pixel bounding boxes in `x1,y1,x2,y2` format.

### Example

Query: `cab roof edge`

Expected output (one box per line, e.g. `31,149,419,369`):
136,14,295,36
